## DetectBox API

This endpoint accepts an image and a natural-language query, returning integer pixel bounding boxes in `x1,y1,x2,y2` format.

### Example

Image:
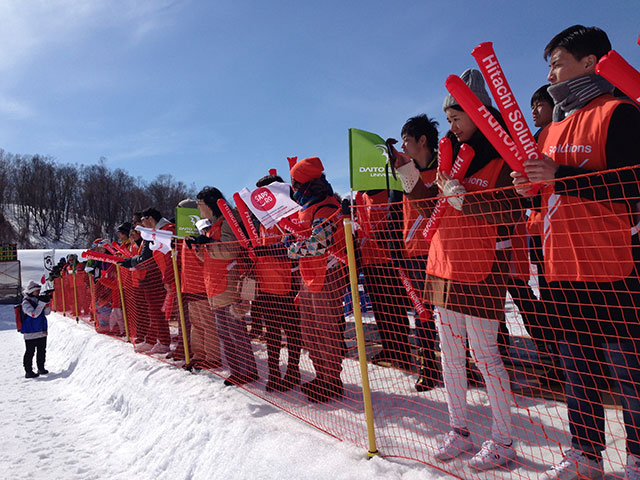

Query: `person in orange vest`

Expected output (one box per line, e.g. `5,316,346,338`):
513,25,640,480
191,187,258,386
288,157,346,403
397,114,442,391
177,198,221,369
120,208,173,355
357,189,414,372
251,172,303,392
396,69,522,470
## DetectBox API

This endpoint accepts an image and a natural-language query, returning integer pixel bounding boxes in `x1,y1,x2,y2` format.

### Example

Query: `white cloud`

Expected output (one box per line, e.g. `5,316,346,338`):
0,95,34,119
0,0,183,74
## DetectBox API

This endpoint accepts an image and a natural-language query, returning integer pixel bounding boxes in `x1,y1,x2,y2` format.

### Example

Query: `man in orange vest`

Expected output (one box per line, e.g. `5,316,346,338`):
513,25,640,480
288,157,346,403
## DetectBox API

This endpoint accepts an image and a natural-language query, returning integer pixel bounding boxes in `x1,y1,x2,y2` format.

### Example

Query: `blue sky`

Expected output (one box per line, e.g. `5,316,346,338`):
1,0,639,198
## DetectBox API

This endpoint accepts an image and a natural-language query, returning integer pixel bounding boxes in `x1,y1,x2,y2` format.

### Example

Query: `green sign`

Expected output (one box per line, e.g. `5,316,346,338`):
349,128,402,191
175,207,201,237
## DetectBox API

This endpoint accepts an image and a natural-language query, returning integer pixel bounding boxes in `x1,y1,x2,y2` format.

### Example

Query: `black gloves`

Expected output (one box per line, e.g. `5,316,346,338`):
185,235,214,249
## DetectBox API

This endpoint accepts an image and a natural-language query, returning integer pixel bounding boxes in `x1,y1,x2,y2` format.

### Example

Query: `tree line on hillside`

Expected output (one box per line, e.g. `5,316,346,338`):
0,149,196,247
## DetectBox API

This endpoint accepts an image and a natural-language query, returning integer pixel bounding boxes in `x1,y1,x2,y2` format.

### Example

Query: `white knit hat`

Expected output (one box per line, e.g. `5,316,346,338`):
24,280,42,294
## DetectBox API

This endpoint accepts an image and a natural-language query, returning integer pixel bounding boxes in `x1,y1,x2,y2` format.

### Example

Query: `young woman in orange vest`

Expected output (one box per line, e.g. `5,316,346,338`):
193,187,258,386
396,69,522,470
251,172,303,393
288,157,347,403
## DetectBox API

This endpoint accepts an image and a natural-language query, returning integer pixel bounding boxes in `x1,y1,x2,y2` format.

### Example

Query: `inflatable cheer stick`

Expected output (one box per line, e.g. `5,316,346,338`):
445,75,524,174
81,250,123,264
596,50,640,105
233,193,260,247
278,216,304,239
421,144,475,241
472,42,543,162
103,243,119,256
397,265,433,325
438,137,453,175
216,198,256,261
111,241,134,258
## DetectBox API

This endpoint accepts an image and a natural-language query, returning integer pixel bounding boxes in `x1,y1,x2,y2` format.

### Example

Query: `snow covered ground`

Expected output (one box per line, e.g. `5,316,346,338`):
0,304,632,479
0,305,445,480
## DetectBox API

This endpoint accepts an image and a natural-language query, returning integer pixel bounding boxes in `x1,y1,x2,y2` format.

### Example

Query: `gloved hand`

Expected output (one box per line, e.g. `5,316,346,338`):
185,235,213,249
441,178,466,210
38,293,52,303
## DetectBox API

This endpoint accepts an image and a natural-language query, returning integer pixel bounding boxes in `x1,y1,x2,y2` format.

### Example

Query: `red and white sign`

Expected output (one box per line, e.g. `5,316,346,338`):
239,182,301,229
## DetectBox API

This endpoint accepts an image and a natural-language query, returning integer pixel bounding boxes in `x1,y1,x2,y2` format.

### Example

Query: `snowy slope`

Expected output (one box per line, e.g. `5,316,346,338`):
0,306,447,480
0,305,632,479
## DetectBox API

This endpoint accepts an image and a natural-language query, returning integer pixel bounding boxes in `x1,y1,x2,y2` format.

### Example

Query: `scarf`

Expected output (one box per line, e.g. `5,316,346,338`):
293,176,334,210
548,73,614,122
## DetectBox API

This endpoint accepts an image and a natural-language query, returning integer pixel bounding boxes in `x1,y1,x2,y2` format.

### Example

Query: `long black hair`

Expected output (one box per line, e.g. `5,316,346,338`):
445,104,507,177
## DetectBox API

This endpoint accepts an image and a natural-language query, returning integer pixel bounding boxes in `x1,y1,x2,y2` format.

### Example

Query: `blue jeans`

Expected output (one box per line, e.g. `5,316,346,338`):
215,306,257,378
559,339,640,457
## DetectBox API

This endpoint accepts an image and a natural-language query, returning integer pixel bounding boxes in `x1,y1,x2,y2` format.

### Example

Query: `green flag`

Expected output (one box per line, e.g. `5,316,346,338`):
175,207,202,237
348,128,402,191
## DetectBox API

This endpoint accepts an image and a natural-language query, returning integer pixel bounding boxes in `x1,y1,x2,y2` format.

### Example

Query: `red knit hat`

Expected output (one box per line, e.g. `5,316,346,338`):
290,156,324,184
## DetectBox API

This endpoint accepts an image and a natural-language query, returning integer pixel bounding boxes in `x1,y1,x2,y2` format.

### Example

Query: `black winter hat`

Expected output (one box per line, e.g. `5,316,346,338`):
117,222,132,235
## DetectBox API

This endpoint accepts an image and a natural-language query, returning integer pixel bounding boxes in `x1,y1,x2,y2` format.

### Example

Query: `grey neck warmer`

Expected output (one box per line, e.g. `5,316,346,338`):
548,73,614,122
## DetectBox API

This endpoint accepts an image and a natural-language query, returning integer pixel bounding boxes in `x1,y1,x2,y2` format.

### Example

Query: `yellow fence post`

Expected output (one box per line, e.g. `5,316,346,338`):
343,218,379,458
171,248,190,364
87,276,98,328
72,271,79,322
116,265,131,343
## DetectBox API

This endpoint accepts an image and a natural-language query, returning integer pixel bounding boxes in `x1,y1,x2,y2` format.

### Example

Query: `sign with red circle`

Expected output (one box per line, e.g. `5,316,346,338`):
251,187,276,211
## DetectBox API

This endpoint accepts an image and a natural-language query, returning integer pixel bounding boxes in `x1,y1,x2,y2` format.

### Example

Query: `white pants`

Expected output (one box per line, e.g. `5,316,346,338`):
437,307,512,444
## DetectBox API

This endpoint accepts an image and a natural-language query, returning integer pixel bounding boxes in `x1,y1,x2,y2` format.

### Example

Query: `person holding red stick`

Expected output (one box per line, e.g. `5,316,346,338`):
513,25,640,480
396,69,522,470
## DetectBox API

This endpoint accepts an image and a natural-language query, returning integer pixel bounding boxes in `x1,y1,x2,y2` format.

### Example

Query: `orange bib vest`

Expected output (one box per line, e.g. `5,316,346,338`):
403,169,437,258
203,219,233,297
298,196,345,292
360,190,392,266
538,94,635,282
256,225,292,295
427,158,505,283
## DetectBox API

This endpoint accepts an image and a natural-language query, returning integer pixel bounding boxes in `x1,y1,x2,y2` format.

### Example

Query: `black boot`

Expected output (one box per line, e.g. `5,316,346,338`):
281,364,301,391
25,371,39,379
415,348,439,392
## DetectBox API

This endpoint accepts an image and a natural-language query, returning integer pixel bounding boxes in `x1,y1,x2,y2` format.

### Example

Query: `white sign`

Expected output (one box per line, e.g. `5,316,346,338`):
238,182,300,229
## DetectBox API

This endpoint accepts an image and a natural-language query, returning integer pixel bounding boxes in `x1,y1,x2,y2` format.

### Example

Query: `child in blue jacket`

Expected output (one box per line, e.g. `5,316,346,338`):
21,280,50,378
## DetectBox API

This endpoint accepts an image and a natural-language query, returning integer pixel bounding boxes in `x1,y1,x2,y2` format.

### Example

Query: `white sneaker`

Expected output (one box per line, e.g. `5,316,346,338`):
135,342,154,352
468,440,516,470
627,454,640,480
541,448,604,480
149,342,171,354
433,430,473,461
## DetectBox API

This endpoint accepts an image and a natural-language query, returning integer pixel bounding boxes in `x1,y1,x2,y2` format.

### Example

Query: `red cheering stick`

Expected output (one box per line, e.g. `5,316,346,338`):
216,198,256,261
233,193,260,247
472,42,543,162
81,250,122,264
103,243,119,256
438,137,453,174
422,144,475,241
596,50,640,105
278,216,304,238
397,266,432,325
445,75,524,174
111,241,134,258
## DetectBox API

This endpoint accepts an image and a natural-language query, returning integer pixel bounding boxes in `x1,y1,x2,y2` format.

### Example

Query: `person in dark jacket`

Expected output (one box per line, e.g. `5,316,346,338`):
21,280,51,378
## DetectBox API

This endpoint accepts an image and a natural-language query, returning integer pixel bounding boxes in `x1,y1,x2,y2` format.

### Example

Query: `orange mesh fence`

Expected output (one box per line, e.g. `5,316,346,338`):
48,166,640,478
